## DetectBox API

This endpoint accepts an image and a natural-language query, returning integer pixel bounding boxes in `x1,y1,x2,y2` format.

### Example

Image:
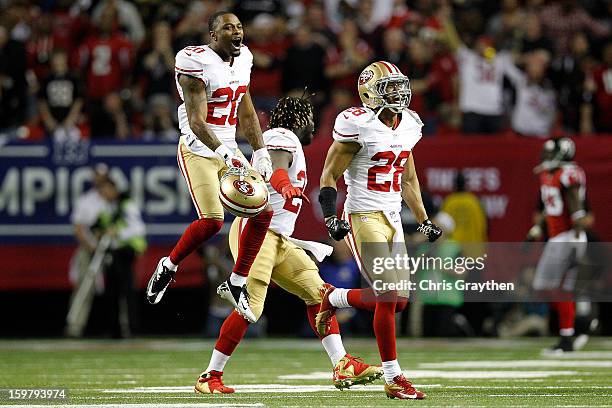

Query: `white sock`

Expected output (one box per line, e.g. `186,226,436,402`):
163,257,177,271
560,328,575,337
206,349,230,373
321,334,347,366
382,359,402,384
229,272,247,287
328,288,351,308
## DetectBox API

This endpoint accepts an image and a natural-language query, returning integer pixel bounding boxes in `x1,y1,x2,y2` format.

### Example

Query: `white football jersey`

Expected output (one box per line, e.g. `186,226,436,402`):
175,44,253,157
264,128,307,237
457,47,512,115
333,107,423,213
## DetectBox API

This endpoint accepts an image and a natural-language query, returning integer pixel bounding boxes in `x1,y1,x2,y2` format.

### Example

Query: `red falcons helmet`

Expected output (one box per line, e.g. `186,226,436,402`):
219,166,269,218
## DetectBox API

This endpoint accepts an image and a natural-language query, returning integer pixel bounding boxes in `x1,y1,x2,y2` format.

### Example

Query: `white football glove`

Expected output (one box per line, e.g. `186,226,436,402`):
252,148,273,182
215,144,248,169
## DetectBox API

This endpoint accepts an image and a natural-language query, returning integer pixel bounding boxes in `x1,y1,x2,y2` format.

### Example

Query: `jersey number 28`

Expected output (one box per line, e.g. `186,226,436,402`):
367,151,410,192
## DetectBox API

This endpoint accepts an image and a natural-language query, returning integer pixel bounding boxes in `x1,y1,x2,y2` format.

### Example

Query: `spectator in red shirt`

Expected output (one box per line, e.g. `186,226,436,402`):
78,5,132,138
78,6,132,101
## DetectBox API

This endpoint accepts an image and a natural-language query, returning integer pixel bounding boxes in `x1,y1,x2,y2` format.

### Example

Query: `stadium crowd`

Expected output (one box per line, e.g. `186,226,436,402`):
0,0,611,141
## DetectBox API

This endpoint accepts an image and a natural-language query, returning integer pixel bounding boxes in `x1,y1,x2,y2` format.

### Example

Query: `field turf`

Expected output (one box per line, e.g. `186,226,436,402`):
1,337,611,407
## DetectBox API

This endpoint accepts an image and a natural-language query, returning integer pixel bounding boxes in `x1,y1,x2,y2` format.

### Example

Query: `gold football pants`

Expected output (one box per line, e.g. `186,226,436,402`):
176,138,248,219
228,217,325,321
342,211,409,297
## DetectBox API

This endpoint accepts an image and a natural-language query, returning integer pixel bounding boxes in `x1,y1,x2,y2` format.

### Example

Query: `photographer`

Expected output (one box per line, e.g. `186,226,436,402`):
96,177,147,339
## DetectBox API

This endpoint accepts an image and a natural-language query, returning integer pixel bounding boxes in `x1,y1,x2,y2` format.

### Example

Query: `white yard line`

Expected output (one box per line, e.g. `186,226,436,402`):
420,360,612,368
278,370,580,380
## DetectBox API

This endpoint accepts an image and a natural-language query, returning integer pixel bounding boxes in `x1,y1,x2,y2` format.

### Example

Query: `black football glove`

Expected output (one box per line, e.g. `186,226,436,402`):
325,216,351,241
417,219,442,242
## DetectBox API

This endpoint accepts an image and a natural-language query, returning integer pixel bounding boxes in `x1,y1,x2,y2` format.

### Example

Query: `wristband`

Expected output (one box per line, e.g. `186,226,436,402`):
269,168,292,193
253,147,271,161
214,144,233,161
571,210,586,222
319,187,338,219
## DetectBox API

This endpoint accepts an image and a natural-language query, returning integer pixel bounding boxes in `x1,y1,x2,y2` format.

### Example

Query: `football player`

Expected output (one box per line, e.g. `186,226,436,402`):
527,137,589,353
195,96,382,394
146,12,274,323
317,61,442,400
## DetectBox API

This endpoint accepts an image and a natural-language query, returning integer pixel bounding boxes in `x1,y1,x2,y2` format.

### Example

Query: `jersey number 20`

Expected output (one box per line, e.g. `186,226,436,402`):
207,86,247,126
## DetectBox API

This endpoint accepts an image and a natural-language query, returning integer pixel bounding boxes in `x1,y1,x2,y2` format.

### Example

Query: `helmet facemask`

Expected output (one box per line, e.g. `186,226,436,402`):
375,75,411,113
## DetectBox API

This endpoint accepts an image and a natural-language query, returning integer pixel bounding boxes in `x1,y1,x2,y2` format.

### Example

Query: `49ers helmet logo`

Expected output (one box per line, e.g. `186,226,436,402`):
233,180,255,196
359,69,374,85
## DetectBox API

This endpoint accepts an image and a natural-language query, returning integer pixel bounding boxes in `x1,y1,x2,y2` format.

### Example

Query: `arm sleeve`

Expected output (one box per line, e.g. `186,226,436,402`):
264,129,298,153
175,49,208,87
332,110,363,146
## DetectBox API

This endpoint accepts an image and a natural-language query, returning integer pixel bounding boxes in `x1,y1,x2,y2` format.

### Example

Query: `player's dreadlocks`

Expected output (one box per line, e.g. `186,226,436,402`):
269,96,313,134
